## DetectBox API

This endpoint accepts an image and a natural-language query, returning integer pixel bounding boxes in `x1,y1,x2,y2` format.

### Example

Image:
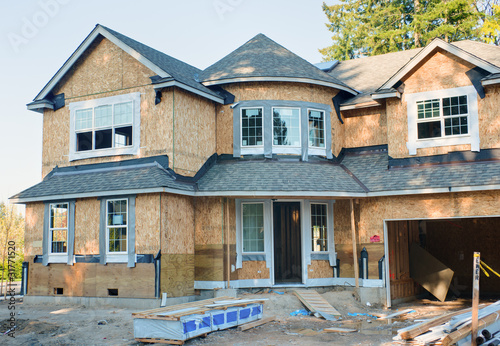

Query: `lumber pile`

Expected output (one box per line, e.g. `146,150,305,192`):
394,301,500,345
133,297,270,344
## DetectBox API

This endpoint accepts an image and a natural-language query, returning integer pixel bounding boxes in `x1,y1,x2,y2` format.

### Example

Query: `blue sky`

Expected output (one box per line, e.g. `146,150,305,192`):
0,0,338,207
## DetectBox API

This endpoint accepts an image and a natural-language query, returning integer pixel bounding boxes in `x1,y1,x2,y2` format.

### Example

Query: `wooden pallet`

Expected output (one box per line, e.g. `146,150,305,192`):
293,289,341,317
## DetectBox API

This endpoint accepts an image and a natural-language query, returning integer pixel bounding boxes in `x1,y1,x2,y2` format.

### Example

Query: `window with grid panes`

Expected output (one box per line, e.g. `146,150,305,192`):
308,109,325,148
106,199,128,253
242,203,264,252
311,203,327,252
417,95,468,139
241,108,263,147
49,203,68,254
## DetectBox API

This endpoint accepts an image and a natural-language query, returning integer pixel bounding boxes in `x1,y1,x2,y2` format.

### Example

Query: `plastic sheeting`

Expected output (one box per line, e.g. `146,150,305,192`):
134,303,264,342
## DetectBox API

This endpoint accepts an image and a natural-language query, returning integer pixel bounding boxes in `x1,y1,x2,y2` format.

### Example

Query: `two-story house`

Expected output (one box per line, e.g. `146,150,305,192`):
11,24,500,307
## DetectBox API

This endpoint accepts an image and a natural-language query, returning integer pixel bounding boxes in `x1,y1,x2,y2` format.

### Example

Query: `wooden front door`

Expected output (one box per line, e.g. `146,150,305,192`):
273,202,302,283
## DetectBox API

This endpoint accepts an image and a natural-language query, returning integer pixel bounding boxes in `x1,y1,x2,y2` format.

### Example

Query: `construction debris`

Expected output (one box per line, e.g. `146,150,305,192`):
132,296,267,344
237,316,276,331
293,289,341,319
324,327,358,333
394,301,500,345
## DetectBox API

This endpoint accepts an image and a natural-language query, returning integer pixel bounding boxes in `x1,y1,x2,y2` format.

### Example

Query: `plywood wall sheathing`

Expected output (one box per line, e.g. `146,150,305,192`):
342,106,387,148
479,85,500,149
25,203,44,257
164,194,194,254
160,254,195,297
74,198,100,255
308,260,334,279
27,262,155,298
216,82,341,156
195,244,224,282
135,193,161,254
237,261,270,280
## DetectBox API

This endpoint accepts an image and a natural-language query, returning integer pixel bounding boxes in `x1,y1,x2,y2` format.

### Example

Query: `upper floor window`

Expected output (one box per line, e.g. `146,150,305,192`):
241,108,263,147
69,93,141,161
273,107,301,147
308,109,325,148
406,85,479,155
416,95,468,139
50,203,68,254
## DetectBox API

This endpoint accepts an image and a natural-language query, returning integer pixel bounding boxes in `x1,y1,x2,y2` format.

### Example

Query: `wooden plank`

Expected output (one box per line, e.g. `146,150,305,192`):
294,290,341,317
442,311,500,346
378,308,414,320
324,327,357,333
472,251,481,346
237,316,276,331
132,296,233,317
350,199,359,288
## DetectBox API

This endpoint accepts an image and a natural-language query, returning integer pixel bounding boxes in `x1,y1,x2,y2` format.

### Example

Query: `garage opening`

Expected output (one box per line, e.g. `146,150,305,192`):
387,217,500,304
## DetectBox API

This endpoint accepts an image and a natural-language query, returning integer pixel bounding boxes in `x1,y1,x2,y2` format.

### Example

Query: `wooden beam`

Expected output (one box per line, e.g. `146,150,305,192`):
350,199,359,288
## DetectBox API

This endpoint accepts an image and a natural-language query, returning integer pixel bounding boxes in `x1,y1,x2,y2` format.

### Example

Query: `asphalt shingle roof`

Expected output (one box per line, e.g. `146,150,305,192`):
12,161,194,200
341,150,500,192
100,25,221,100
200,34,356,93
329,40,500,105
196,159,365,193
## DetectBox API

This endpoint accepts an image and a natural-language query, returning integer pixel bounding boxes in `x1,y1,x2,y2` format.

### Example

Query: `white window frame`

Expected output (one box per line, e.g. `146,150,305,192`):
106,198,129,262
69,92,141,161
241,202,266,254
307,108,327,156
406,85,479,155
240,107,264,155
272,107,302,154
48,203,69,263
310,202,329,253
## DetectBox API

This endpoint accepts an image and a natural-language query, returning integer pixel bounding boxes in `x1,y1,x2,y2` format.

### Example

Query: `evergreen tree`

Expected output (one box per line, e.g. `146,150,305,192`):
321,0,498,61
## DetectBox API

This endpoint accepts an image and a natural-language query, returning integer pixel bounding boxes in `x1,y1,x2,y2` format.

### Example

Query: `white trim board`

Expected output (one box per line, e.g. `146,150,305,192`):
153,80,224,104
380,38,500,90
34,25,170,102
482,78,500,86
202,76,357,96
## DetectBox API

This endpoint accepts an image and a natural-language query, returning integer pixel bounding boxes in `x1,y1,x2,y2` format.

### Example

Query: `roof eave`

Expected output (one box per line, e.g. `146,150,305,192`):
33,25,171,102
26,100,54,113
202,76,358,95
482,77,500,86
153,80,225,104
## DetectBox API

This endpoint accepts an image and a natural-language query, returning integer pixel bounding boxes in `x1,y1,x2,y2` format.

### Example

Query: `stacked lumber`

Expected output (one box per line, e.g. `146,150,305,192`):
133,297,270,344
394,301,500,345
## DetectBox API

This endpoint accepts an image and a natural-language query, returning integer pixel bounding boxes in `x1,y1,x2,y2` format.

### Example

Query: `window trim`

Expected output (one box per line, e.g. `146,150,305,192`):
307,108,327,156
240,107,264,152
48,203,69,258
310,202,329,253
406,85,479,155
241,202,266,254
272,106,302,151
69,92,141,161
43,200,75,266
105,198,129,256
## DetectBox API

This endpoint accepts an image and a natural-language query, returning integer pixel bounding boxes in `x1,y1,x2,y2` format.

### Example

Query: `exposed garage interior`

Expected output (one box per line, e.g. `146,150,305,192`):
387,217,500,304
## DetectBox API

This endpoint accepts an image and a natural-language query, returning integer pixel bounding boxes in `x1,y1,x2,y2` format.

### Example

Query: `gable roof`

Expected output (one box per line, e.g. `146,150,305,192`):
31,24,223,107
329,39,500,107
200,34,357,95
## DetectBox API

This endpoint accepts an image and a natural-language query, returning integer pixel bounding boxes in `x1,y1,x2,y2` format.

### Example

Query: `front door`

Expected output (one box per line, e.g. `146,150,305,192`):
273,202,302,283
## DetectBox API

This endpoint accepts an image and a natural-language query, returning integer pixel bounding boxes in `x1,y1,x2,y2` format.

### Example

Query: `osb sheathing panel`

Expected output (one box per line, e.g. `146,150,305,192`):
402,50,476,95
164,194,195,254
236,261,270,280
25,203,44,257
308,260,333,279
194,198,236,282
342,106,387,148
161,254,195,297
387,50,495,159
479,85,500,149
216,82,340,156
333,200,357,244
74,198,100,255
171,88,216,176
42,37,171,177
27,262,155,298
195,244,224,282
335,243,384,278
135,193,161,254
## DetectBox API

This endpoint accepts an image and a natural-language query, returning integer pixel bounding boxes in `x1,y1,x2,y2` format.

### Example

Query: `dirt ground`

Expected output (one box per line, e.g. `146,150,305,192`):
0,288,485,345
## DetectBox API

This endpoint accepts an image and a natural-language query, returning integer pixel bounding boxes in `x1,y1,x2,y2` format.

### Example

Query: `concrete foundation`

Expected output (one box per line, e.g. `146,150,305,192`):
358,287,387,307
214,288,238,298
